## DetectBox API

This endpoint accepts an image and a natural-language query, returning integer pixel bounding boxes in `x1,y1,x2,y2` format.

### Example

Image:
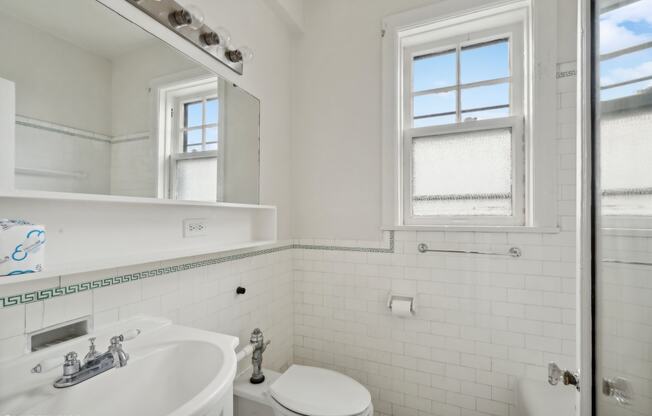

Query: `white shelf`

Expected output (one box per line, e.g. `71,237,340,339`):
0,240,279,286
0,190,276,210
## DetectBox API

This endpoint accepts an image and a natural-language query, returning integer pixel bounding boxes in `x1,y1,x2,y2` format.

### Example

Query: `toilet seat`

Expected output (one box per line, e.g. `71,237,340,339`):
269,365,372,416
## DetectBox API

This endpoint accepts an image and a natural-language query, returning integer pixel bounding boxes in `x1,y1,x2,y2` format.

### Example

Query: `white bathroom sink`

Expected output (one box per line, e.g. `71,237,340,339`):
0,316,239,416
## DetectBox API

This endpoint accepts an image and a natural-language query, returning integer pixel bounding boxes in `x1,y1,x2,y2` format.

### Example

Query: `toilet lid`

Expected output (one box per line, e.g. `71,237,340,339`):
269,365,371,416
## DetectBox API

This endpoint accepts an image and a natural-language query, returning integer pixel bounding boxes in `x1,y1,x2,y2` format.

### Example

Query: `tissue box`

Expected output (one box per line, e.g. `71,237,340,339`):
0,219,45,277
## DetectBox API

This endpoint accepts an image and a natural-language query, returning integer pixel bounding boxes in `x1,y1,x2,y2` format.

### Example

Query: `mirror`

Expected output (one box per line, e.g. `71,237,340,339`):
0,0,260,204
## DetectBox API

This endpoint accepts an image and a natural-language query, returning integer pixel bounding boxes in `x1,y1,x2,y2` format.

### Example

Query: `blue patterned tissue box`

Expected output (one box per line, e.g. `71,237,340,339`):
0,219,46,277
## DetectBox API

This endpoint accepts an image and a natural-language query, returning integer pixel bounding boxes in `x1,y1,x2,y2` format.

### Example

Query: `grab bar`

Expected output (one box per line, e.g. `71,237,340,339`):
417,243,522,258
602,258,652,267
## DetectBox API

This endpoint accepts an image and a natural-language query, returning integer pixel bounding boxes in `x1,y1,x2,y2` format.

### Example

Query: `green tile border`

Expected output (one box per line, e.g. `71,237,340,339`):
0,232,394,308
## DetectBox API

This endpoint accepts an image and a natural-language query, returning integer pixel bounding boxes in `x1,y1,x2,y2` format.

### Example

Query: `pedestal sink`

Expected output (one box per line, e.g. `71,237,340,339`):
0,316,239,416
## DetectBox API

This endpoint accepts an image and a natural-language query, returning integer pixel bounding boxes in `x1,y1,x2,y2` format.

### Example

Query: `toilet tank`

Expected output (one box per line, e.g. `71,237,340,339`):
233,369,281,416
515,378,576,416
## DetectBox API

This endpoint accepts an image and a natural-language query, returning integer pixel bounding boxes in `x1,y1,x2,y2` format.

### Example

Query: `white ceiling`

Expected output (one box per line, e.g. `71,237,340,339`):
0,0,156,60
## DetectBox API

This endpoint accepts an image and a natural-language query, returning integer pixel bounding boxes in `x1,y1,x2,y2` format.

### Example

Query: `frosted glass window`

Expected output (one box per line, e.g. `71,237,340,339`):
412,128,512,216
600,108,652,215
175,158,217,201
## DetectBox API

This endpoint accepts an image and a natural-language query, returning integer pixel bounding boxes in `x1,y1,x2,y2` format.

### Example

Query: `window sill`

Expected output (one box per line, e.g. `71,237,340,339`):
382,225,560,234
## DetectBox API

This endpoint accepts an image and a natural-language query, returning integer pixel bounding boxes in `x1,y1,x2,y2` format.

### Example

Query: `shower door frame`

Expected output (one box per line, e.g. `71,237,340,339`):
577,0,595,415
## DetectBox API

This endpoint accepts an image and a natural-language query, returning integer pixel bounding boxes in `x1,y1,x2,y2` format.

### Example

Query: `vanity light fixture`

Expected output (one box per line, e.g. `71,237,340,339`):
127,0,248,75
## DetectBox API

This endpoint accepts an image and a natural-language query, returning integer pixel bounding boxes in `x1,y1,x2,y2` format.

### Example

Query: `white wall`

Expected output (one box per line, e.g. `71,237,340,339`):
0,12,113,136
291,0,441,241
183,0,295,239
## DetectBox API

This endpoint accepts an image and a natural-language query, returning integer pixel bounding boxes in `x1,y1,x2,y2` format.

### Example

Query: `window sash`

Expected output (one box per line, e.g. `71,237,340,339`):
180,96,218,153
404,28,522,128
402,116,525,225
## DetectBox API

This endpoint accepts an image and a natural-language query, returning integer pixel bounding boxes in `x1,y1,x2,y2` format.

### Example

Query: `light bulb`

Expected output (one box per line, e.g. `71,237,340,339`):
238,46,254,62
215,27,231,48
185,4,204,30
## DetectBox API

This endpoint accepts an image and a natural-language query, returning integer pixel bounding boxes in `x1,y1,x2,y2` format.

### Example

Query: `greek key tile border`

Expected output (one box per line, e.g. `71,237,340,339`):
0,232,394,308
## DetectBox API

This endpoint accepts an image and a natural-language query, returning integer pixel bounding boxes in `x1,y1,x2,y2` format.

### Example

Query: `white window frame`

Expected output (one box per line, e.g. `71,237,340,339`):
169,86,224,201
402,25,526,226
381,0,559,231
150,70,225,202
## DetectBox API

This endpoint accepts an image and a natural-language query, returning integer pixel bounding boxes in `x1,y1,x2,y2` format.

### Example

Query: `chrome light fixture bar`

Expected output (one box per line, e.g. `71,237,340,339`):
126,0,249,75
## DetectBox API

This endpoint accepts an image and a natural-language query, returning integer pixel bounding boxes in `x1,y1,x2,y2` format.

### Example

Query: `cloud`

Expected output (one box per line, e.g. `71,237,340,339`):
600,0,652,54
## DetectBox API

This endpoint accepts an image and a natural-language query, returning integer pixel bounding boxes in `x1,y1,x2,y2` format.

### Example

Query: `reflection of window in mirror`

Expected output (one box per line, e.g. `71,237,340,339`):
154,74,224,202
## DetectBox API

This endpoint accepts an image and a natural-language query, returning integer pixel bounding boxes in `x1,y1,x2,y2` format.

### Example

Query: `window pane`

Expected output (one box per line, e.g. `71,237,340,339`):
184,129,202,151
185,145,202,153
412,128,512,216
461,107,510,122
461,39,509,84
206,127,218,142
206,99,218,124
461,82,509,112
414,114,457,128
413,50,456,92
600,107,652,215
413,91,456,126
205,143,218,151
175,158,217,201
184,101,203,127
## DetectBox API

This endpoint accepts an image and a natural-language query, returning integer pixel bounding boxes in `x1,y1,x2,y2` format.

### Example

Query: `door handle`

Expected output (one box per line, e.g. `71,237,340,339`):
602,377,633,405
548,362,580,391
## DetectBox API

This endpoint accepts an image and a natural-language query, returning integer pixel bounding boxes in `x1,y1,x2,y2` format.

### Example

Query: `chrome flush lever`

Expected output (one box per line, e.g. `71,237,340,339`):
548,362,580,391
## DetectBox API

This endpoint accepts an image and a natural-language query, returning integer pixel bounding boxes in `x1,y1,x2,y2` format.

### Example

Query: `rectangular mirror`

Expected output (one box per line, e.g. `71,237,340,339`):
0,0,260,204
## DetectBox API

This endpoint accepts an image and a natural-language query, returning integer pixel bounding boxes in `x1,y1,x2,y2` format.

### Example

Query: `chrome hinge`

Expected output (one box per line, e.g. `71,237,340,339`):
548,362,580,391
602,377,633,405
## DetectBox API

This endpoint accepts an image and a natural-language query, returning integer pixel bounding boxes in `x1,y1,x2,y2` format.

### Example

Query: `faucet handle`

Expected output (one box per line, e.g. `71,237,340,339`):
31,356,64,374
111,329,141,345
62,352,81,376
84,337,100,363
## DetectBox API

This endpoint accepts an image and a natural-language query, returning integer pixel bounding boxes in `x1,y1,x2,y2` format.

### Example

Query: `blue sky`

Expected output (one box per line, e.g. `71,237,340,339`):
600,0,652,100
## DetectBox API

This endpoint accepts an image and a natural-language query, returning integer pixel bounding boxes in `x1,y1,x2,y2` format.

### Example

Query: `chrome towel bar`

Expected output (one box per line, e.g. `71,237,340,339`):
602,258,652,267
417,243,522,258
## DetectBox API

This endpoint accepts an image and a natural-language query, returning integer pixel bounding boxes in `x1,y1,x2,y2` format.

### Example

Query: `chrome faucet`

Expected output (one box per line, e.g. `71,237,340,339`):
249,328,270,384
31,329,140,388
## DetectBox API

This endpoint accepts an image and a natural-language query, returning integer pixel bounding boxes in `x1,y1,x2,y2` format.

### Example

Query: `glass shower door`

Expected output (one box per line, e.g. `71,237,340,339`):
595,0,652,414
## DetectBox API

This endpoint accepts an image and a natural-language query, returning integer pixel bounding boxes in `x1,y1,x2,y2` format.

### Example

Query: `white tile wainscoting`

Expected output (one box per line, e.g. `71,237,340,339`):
0,245,294,375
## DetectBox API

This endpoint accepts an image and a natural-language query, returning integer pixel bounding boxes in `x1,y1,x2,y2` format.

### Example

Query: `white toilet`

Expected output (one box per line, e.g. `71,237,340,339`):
234,365,374,416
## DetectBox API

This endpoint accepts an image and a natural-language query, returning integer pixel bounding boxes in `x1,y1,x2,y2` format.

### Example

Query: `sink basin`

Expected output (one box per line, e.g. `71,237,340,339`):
0,316,239,416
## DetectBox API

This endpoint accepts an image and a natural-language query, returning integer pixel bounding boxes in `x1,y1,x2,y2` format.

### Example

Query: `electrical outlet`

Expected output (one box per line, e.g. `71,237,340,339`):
183,218,208,237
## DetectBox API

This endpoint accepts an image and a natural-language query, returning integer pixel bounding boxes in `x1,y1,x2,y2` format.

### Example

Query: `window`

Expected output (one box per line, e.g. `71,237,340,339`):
598,0,652,221
402,24,525,225
182,97,218,152
154,75,224,202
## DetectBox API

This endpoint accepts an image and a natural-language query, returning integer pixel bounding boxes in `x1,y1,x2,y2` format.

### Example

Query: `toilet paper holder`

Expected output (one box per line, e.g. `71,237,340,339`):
387,294,416,314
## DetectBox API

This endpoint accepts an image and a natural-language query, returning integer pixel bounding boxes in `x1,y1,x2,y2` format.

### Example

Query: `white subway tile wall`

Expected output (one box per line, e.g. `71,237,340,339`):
0,249,294,374
598,235,652,416
292,70,577,416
